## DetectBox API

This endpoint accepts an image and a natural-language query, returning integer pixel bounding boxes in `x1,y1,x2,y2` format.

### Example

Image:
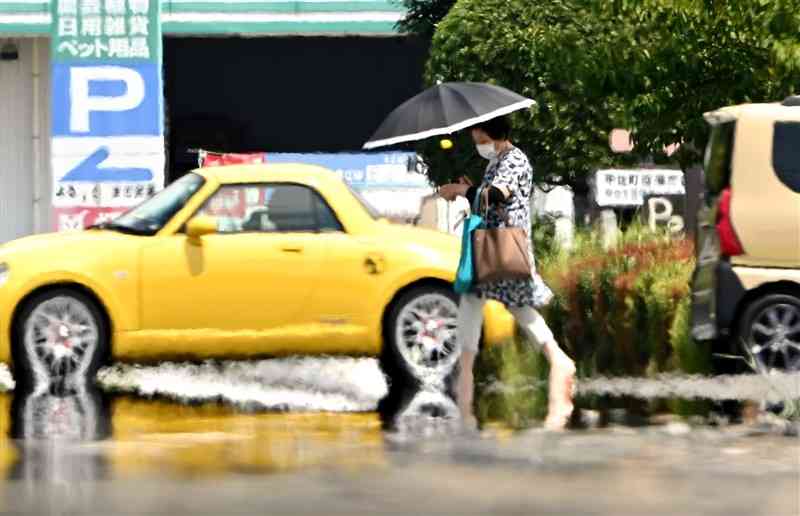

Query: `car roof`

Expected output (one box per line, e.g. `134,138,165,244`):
193,163,341,185
704,101,800,125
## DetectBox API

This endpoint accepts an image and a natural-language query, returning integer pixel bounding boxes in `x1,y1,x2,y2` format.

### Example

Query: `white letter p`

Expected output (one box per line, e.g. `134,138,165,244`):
648,197,673,231
70,66,145,133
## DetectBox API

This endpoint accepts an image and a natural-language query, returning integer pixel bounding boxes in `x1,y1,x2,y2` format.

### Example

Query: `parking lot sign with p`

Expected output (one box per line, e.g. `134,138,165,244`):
50,0,164,231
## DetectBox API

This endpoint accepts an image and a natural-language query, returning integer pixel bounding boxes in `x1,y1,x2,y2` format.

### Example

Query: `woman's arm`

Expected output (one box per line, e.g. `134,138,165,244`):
465,185,509,206
438,183,469,201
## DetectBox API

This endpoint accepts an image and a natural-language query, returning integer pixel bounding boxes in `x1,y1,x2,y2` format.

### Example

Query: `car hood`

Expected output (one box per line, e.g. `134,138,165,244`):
0,230,134,260
373,222,460,257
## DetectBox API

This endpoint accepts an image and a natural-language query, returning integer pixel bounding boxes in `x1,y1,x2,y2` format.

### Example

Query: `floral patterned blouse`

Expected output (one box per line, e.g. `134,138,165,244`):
471,146,553,309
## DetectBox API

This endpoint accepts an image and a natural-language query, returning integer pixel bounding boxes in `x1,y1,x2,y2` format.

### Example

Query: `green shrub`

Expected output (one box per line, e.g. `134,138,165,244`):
531,213,559,265
532,224,697,376
475,224,703,427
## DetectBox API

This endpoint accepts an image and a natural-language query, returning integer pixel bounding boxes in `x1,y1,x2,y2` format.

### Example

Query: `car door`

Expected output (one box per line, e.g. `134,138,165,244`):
302,229,388,352
139,183,332,349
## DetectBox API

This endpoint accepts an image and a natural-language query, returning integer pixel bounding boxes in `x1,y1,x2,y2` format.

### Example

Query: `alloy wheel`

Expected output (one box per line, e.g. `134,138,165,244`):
394,293,460,383
746,303,800,373
23,296,100,386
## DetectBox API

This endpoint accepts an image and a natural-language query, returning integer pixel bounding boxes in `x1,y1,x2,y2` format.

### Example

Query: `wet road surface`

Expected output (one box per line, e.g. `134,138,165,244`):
0,360,797,515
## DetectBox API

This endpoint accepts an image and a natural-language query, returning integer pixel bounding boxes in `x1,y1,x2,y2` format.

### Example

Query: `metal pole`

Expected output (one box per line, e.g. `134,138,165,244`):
31,38,42,233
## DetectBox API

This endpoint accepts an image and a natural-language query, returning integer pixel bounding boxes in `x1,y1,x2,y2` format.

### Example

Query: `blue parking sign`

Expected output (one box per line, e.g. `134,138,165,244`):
52,62,162,137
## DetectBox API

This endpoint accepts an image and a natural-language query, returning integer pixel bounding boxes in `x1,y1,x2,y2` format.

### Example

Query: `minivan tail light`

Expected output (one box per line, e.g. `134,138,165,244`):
716,188,744,257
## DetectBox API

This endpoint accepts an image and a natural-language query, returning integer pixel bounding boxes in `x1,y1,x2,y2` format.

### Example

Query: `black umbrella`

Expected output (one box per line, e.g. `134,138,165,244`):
363,82,535,149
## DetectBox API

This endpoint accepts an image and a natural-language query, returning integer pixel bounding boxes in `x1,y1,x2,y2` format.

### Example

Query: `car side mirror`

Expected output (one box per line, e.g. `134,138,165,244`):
186,215,218,244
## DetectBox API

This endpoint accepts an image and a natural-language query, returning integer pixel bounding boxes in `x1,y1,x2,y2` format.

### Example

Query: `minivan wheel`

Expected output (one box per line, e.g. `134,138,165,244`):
13,289,108,389
382,286,461,391
738,294,800,373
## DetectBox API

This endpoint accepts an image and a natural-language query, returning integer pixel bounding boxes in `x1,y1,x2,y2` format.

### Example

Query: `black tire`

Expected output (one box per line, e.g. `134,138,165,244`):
381,285,461,395
736,293,800,373
12,288,109,390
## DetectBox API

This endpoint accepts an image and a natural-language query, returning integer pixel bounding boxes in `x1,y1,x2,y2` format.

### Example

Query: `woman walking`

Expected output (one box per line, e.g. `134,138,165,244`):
439,116,576,431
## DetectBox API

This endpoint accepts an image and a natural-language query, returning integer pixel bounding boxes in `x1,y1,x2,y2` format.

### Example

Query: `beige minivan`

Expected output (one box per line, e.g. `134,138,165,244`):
691,97,800,372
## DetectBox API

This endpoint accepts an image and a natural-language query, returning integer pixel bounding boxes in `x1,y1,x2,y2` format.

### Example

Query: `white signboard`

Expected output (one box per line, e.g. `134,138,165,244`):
361,188,435,221
51,136,164,209
594,169,685,207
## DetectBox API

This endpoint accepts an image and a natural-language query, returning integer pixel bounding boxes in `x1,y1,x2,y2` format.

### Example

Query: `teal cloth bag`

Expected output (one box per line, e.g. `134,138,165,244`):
454,186,484,295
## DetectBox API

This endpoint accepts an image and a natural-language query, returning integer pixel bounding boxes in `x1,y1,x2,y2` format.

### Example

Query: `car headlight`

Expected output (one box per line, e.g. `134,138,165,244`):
0,263,8,287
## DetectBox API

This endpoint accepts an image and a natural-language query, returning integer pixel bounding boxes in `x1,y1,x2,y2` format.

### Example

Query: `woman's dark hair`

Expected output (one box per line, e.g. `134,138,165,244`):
472,116,511,141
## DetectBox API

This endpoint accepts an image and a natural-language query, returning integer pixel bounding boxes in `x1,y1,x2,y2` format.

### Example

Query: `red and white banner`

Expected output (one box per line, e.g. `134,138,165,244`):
53,207,129,232
200,151,265,167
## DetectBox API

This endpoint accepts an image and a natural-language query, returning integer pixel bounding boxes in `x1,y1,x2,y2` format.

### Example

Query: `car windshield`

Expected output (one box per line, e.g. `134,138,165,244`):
103,173,206,235
344,182,381,220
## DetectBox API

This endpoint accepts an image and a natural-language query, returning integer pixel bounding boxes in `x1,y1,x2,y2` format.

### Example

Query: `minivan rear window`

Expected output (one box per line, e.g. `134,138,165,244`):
772,122,800,193
703,121,736,194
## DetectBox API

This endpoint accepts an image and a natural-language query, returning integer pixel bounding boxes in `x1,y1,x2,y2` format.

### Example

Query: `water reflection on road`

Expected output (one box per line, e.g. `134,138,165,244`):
0,359,461,482
0,359,797,515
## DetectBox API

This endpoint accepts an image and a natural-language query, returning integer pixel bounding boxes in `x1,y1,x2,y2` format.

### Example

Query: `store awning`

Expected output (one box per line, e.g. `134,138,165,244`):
0,0,406,36
0,0,50,34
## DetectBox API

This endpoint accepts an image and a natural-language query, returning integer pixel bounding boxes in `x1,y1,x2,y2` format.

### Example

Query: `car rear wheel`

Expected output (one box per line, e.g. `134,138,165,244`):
14,289,108,389
382,285,461,391
738,294,800,373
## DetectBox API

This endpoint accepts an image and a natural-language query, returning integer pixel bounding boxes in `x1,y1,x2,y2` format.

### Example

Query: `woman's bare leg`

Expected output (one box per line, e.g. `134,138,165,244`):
455,294,484,430
456,350,478,429
542,339,576,430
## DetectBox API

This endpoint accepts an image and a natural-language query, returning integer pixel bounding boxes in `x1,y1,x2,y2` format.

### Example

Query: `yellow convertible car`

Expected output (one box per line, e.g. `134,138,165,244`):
0,164,514,389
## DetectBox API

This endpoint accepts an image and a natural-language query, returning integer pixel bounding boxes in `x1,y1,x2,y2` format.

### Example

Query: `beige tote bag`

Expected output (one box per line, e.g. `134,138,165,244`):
473,188,532,283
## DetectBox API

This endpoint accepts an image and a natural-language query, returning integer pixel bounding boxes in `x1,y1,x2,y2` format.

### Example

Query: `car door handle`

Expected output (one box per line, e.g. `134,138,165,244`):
281,246,304,253
364,254,385,274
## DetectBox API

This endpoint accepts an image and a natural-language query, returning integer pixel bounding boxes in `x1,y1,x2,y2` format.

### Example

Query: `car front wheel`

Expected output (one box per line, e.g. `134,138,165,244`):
738,293,800,373
382,285,461,391
14,289,108,389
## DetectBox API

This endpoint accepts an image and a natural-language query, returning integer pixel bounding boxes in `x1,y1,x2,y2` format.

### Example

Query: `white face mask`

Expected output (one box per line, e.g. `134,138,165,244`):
476,142,497,161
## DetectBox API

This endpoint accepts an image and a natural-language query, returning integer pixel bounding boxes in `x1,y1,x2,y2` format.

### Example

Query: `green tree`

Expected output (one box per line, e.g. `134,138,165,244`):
396,0,457,39
420,0,800,187
421,0,639,191
617,0,800,168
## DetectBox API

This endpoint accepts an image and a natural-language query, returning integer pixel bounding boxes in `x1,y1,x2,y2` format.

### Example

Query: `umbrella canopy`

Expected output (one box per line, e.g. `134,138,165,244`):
363,82,535,150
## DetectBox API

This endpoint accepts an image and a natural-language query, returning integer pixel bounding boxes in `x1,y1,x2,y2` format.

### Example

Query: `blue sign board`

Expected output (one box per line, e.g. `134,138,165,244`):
52,62,162,137
267,152,428,189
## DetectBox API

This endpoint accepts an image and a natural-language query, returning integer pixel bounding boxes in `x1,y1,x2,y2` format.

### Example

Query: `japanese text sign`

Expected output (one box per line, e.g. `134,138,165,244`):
50,0,164,231
594,169,685,207
53,0,159,62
